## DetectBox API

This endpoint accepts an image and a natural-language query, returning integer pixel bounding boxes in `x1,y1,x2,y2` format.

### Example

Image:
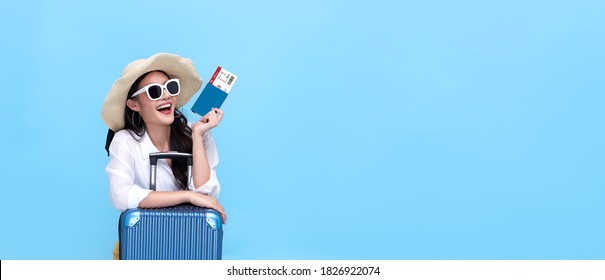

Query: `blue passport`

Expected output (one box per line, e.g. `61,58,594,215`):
191,83,228,116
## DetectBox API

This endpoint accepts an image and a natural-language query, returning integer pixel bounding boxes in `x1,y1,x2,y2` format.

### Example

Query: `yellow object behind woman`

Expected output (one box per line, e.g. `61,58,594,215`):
112,241,119,260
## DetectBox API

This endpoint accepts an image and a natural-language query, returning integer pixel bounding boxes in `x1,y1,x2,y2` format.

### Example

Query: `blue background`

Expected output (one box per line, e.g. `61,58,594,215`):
1,0,603,259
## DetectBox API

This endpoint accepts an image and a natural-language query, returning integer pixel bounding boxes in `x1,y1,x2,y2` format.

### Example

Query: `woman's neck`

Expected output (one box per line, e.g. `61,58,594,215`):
146,124,171,152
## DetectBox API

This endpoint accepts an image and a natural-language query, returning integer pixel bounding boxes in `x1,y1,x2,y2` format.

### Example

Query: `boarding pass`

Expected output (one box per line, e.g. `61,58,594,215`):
209,66,238,93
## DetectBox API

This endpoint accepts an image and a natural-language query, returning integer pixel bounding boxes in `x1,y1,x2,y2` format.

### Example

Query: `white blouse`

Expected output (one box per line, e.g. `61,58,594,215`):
106,127,220,211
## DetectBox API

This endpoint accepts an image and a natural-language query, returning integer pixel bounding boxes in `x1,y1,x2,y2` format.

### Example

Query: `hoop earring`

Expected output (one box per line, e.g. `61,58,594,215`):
131,112,142,126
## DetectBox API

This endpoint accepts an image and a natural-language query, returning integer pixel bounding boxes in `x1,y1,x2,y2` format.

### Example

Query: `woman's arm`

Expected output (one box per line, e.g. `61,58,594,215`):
191,108,224,189
139,190,227,223
138,190,192,208
192,132,211,188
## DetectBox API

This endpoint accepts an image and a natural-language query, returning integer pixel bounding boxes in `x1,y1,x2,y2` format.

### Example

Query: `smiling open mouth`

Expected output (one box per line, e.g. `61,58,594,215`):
156,103,172,112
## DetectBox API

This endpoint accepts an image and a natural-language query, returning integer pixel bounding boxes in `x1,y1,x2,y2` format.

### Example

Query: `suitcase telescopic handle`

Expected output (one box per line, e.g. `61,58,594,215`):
149,152,193,191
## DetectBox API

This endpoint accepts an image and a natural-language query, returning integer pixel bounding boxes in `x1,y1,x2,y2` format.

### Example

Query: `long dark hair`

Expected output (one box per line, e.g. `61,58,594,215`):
105,71,193,190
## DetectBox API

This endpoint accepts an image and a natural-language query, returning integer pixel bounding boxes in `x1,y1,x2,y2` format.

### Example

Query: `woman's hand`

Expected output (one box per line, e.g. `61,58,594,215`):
192,108,224,137
189,192,227,224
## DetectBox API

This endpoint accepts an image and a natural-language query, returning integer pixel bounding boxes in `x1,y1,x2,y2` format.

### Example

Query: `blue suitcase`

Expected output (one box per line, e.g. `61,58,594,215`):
118,152,224,260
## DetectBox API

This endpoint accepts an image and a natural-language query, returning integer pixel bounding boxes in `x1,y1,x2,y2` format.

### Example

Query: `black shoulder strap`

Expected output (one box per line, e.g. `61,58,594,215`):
105,129,116,156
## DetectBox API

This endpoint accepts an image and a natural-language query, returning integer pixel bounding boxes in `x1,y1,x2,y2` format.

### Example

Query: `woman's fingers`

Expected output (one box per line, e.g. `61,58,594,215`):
193,109,224,136
215,206,227,223
207,109,219,127
191,193,227,224
200,115,209,123
210,198,227,224
213,108,224,122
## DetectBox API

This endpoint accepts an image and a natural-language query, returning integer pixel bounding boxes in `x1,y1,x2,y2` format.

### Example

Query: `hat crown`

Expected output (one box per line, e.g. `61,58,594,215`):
122,58,145,76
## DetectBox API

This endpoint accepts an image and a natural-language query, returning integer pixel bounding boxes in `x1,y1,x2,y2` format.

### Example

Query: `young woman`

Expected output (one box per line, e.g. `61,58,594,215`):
101,53,227,222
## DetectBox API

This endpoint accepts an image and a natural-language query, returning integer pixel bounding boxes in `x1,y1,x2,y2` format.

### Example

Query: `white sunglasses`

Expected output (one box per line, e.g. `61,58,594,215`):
131,78,180,100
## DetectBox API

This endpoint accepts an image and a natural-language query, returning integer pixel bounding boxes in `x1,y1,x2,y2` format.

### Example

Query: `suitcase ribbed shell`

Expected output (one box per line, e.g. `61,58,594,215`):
119,204,223,260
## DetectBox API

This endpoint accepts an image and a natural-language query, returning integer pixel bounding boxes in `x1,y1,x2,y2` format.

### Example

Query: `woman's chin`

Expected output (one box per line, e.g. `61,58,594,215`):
153,115,175,126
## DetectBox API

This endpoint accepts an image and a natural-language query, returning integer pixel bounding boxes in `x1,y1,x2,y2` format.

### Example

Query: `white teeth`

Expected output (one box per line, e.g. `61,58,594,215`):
156,103,171,110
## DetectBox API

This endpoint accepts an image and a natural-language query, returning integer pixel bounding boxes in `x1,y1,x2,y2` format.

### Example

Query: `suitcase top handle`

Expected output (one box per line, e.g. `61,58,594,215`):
149,152,193,191
149,152,193,165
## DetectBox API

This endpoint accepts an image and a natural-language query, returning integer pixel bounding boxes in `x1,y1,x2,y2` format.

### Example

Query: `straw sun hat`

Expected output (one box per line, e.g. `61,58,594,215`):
101,53,203,131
